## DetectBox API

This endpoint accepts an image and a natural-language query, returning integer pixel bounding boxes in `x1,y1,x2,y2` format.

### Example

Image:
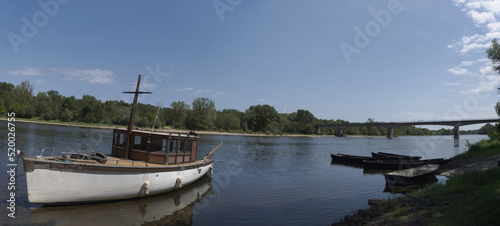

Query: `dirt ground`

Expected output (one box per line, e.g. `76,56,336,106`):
437,154,500,177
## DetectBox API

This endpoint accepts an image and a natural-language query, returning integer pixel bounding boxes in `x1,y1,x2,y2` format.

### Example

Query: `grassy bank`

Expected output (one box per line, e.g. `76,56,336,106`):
335,167,500,225
334,139,500,225
454,139,500,160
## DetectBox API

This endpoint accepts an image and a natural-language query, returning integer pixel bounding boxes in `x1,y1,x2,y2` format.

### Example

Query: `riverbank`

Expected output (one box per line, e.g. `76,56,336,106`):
0,117,339,138
1,117,487,139
333,139,500,225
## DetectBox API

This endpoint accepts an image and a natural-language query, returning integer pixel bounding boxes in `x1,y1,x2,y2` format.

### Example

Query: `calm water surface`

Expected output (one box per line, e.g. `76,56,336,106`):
0,122,488,225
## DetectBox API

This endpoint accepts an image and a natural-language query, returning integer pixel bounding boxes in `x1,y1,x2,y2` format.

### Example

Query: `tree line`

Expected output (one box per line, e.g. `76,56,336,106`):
0,80,496,136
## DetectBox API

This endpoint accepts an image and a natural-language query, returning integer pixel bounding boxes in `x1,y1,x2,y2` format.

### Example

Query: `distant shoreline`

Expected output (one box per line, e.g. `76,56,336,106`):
0,117,337,138
1,118,486,138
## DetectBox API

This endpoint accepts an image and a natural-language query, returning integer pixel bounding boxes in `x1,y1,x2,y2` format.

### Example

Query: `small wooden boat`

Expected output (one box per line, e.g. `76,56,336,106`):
384,164,439,185
363,158,450,169
371,152,422,160
330,153,380,164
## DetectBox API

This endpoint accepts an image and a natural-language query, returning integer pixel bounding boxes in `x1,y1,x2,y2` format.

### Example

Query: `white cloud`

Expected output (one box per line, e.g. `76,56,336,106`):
460,58,488,66
62,69,115,84
460,65,500,94
194,89,204,95
173,87,194,92
451,0,500,53
445,82,461,86
467,10,496,24
34,79,45,84
5,66,42,76
447,67,469,75
212,91,225,97
140,82,156,88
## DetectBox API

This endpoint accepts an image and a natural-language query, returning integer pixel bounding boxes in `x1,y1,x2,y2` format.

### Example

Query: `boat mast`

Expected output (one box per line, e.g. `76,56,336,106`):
123,74,151,159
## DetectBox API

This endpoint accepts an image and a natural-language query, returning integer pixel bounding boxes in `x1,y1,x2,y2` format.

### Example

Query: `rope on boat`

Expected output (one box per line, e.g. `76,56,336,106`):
144,162,150,195
175,176,183,189
151,60,175,131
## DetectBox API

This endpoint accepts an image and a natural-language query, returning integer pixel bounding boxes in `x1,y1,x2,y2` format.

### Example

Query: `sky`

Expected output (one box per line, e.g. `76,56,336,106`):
2,0,500,129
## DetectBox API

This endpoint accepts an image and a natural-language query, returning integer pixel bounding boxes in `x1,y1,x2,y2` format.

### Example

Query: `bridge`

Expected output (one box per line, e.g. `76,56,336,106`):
314,118,499,139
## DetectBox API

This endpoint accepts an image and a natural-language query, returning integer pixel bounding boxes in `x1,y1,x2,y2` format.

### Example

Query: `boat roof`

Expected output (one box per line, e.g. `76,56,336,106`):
114,127,199,139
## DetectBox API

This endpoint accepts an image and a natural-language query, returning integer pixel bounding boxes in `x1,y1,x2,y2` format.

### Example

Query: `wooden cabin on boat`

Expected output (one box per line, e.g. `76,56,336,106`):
112,128,200,165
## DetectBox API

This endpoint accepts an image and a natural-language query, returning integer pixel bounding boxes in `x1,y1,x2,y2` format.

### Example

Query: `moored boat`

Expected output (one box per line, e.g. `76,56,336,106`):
383,164,440,185
363,158,450,170
330,153,380,164
371,152,422,160
19,74,222,204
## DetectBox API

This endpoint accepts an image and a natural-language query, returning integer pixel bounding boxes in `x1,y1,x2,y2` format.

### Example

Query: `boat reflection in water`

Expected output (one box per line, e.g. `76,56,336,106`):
29,175,212,225
383,176,438,194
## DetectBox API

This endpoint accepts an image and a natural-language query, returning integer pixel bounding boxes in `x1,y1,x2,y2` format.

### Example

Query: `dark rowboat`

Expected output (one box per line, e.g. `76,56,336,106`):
363,158,451,169
384,164,440,185
330,153,380,164
371,152,422,160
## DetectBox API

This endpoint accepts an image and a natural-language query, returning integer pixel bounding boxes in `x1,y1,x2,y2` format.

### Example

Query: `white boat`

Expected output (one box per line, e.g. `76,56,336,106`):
19,74,221,204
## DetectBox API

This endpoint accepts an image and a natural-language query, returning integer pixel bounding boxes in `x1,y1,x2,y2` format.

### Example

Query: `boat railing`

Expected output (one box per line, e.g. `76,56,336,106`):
38,147,155,166
38,147,89,158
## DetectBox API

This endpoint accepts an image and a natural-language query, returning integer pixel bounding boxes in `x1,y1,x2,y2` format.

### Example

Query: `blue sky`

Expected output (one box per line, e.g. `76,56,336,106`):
2,0,500,129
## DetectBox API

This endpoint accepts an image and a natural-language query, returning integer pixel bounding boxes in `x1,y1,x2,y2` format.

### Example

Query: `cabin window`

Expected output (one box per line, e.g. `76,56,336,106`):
133,136,142,149
151,138,166,152
169,140,177,152
185,140,192,154
179,140,185,153
118,134,127,147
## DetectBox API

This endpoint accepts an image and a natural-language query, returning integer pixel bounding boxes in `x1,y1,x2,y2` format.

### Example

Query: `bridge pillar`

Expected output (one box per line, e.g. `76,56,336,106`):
386,128,394,139
454,126,459,139
315,126,321,135
335,128,344,137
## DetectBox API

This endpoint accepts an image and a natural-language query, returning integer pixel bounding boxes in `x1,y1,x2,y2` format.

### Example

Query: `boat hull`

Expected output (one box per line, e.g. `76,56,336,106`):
384,164,439,185
330,153,380,164
363,158,450,169
371,152,422,160
22,157,213,204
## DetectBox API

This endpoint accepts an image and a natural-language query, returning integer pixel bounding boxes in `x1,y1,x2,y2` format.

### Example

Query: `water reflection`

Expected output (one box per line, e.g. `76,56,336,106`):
29,175,212,225
383,177,438,194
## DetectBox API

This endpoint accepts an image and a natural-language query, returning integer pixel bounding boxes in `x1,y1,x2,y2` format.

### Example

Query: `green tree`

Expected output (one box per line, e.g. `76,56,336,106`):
0,82,15,114
294,109,316,134
78,95,104,123
215,111,241,131
169,101,190,128
185,97,216,130
487,38,500,139
244,104,280,133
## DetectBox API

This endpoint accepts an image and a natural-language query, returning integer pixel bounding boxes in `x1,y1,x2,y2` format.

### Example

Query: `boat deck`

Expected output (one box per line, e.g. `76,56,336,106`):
34,155,210,168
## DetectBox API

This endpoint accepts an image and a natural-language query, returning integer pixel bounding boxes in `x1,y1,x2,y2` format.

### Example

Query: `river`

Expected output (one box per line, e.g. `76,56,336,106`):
0,121,488,225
